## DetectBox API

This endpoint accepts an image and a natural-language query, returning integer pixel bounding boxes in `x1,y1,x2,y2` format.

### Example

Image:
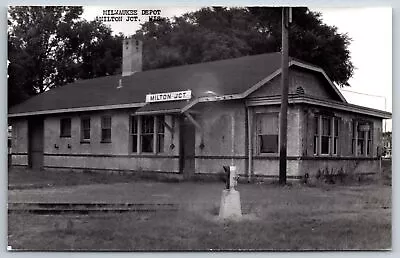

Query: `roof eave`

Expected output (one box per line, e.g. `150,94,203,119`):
246,95,392,119
8,103,146,118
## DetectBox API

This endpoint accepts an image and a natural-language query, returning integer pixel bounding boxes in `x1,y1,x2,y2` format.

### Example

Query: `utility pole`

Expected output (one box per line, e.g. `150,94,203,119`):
279,7,291,185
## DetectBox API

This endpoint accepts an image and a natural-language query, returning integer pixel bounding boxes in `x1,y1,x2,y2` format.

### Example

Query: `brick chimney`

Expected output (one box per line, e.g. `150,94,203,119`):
122,37,143,77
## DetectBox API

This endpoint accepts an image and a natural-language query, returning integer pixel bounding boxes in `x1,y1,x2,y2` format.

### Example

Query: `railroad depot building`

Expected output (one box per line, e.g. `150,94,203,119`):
8,38,391,180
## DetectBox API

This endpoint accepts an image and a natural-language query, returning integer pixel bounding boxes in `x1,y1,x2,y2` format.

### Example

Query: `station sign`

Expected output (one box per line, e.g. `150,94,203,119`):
145,90,192,103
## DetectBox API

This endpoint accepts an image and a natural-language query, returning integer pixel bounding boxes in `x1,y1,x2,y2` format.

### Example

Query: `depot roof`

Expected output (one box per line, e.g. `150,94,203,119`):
8,52,390,119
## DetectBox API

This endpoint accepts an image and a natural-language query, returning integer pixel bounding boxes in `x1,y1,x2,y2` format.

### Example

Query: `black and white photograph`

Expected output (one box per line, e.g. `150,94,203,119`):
7,5,392,251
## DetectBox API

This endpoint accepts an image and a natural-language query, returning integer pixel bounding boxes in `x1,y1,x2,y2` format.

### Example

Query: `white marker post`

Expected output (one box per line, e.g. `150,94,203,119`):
219,113,242,219
219,166,242,219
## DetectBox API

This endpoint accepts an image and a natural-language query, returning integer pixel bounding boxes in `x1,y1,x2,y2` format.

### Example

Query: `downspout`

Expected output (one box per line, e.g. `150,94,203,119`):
231,113,235,166
247,107,253,182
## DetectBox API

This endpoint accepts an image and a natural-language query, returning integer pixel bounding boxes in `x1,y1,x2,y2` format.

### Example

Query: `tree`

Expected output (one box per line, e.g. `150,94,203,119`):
135,7,353,86
8,6,123,107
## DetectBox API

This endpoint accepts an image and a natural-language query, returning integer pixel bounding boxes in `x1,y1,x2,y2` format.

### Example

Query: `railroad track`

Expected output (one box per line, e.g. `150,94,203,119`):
8,202,179,214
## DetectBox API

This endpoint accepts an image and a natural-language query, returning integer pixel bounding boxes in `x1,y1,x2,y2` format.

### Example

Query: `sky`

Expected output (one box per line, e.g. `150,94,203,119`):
83,6,392,131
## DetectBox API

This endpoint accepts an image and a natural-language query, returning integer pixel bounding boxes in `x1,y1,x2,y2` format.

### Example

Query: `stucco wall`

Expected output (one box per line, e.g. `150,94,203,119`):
44,156,180,173
9,99,384,179
300,159,380,178
247,106,302,177
300,105,383,158
194,101,246,157
298,105,383,176
44,111,130,155
252,105,301,157
252,159,300,177
192,101,247,174
42,109,181,172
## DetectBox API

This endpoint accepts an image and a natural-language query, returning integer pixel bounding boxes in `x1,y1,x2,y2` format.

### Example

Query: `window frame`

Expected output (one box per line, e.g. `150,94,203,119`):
156,115,165,153
130,115,166,154
320,116,332,155
130,115,139,153
60,118,72,138
141,115,155,153
256,112,279,155
313,114,340,156
352,120,373,157
80,117,91,143
100,115,112,143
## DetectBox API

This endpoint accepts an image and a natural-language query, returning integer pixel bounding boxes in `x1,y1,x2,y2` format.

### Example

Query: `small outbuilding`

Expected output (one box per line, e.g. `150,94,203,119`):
8,37,391,181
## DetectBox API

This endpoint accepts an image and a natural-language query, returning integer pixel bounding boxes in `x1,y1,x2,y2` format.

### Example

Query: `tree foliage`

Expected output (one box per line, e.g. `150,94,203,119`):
8,6,123,107
8,6,354,108
135,7,353,87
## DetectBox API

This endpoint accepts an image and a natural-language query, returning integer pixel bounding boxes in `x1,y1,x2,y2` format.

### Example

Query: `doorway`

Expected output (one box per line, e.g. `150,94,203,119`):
28,117,44,170
180,116,196,179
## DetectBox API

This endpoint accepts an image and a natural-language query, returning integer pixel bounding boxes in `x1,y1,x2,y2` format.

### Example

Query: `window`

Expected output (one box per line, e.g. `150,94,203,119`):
101,116,112,143
141,116,154,152
313,115,339,155
357,125,365,155
352,122,356,154
81,117,91,142
321,117,331,154
313,116,319,154
257,113,279,154
60,118,71,137
130,116,138,152
352,121,372,156
130,115,165,153
333,118,339,155
157,116,165,153
367,129,372,155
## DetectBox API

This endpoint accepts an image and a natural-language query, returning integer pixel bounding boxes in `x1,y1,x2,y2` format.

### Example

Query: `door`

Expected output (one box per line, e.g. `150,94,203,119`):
28,117,44,170
180,116,196,179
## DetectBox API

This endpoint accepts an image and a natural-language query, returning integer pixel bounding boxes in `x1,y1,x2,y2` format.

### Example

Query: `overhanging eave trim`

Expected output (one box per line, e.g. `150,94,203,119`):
8,103,146,118
246,95,392,119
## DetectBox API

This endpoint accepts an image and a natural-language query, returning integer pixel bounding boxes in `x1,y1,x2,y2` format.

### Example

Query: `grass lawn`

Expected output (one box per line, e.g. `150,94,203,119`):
8,167,144,189
8,182,391,251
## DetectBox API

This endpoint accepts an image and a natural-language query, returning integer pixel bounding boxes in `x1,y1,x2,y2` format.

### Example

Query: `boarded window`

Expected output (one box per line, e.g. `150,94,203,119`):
101,116,112,143
60,118,71,137
257,113,279,153
141,116,154,152
81,117,90,141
